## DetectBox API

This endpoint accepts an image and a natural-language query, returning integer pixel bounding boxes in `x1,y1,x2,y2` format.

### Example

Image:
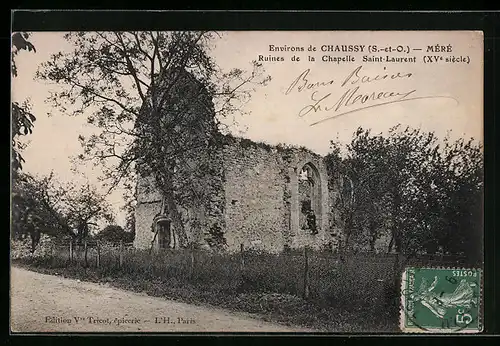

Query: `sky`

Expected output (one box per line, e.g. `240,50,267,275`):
11,31,483,226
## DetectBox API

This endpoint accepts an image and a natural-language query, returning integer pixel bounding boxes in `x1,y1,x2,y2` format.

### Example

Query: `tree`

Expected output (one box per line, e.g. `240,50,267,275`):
400,134,483,263
11,32,37,173
12,173,71,252
326,126,483,262
326,126,483,305
11,172,115,250
11,32,39,252
96,225,134,244
37,31,270,248
61,182,115,242
326,130,393,256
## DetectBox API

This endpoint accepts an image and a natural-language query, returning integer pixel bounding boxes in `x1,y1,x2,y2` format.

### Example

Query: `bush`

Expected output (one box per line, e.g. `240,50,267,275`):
96,225,135,244
11,234,54,259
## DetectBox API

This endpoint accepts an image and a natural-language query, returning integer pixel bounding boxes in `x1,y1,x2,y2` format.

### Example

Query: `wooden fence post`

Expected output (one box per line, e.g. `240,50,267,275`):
51,242,55,266
391,251,403,297
303,247,310,300
69,240,73,263
240,243,245,273
76,242,79,265
96,240,100,268
84,239,88,268
119,240,124,268
189,243,195,279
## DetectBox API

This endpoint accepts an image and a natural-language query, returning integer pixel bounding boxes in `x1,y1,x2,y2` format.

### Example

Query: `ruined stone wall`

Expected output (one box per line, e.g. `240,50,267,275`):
220,138,334,253
134,136,337,253
133,175,162,249
133,68,339,253
134,201,162,249
221,139,288,253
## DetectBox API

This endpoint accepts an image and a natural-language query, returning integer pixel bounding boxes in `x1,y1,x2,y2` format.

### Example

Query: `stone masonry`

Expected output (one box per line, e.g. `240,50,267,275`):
134,136,339,253
133,68,340,253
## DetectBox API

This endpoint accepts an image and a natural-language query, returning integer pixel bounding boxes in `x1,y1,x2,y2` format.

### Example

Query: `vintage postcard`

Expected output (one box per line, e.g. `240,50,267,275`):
10,30,483,333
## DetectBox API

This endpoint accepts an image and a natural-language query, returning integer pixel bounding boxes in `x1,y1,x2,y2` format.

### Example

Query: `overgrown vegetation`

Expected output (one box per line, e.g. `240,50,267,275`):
11,32,37,174
14,247,405,332
326,126,483,265
12,31,483,333
11,172,115,252
13,243,467,332
36,31,271,249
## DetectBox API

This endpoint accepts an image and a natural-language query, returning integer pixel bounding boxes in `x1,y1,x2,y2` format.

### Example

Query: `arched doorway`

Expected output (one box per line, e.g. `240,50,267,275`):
290,160,328,239
298,164,320,235
152,214,174,249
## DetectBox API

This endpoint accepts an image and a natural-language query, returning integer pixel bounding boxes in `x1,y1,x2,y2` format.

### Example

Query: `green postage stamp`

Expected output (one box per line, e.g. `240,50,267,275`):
400,267,483,333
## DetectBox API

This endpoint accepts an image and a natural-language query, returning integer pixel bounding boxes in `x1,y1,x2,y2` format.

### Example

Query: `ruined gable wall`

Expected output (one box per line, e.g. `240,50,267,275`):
134,135,338,253
221,139,288,253
133,138,289,253
220,138,335,253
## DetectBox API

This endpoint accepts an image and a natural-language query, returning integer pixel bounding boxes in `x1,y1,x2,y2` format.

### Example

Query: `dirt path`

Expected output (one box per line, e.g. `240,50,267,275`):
10,267,314,333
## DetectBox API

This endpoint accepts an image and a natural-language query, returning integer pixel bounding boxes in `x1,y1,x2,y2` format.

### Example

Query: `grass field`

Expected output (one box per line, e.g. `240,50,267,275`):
13,239,470,332
12,243,407,332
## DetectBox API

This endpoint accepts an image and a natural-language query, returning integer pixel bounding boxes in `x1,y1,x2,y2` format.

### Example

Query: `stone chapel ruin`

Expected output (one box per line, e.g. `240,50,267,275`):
133,69,341,253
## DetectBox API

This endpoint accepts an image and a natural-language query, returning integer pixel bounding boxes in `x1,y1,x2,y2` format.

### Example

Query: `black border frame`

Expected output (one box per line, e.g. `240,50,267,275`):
7,9,499,345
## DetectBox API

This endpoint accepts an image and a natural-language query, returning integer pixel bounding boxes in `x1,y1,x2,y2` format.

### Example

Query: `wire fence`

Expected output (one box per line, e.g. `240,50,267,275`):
50,239,134,269
43,239,469,302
